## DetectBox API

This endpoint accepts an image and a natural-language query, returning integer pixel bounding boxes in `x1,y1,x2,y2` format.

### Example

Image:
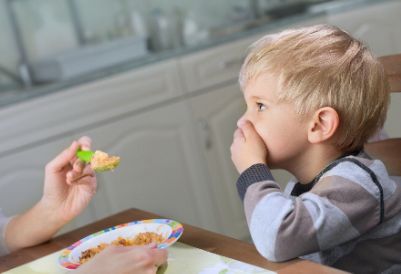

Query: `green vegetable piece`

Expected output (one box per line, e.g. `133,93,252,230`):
76,149,95,164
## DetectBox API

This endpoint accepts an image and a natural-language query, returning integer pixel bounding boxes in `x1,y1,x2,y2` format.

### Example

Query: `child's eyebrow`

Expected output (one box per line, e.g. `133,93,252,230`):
250,95,269,101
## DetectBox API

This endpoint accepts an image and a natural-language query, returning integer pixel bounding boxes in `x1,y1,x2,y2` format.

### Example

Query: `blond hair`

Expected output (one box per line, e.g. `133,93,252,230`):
239,24,389,152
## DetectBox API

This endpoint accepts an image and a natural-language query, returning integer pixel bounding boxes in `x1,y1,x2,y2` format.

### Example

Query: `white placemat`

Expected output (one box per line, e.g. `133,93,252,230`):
5,242,275,274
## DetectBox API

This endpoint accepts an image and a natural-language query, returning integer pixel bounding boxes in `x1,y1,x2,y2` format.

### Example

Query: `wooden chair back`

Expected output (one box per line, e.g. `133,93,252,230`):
365,54,401,176
378,54,401,93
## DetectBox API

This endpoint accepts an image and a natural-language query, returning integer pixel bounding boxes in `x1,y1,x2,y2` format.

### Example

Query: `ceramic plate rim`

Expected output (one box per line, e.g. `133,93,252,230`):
58,218,183,270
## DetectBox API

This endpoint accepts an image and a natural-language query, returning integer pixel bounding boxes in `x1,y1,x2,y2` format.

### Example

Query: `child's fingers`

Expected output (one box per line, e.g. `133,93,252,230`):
46,141,79,173
233,128,245,141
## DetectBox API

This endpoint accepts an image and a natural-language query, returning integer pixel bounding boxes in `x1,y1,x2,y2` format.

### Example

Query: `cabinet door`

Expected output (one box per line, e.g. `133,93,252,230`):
76,100,219,232
188,84,250,240
0,136,96,233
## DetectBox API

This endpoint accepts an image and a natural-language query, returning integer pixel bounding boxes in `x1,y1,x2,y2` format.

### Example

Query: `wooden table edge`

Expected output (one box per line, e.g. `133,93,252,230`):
0,208,347,273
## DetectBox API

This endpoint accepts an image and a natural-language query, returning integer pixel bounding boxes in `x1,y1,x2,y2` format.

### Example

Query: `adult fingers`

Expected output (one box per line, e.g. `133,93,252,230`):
124,246,167,266
67,172,95,185
78,136,92,151
150,249,168,267
83,164,95,175
66,165,95,185
147,243,158,249
70,136,92,167
46,141,79,173
70,160,94,180
73,159,85,173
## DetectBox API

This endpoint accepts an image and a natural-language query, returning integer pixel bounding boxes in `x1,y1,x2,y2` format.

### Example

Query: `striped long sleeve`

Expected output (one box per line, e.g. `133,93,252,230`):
236,156,401,273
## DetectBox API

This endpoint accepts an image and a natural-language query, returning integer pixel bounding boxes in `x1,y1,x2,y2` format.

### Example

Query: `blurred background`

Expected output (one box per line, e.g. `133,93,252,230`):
0,0,400,240
1,0,399,93
2,0,280,91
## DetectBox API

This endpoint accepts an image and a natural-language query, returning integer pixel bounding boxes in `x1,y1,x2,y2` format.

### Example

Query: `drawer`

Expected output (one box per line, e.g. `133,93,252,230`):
178,34,263,93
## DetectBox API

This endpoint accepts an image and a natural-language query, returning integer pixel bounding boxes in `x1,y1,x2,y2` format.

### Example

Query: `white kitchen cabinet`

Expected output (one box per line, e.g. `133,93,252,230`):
74,99,220,233
188,84,250,240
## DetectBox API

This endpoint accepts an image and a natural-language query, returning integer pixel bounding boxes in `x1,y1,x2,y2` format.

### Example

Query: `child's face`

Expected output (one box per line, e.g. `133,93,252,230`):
239,74,310,169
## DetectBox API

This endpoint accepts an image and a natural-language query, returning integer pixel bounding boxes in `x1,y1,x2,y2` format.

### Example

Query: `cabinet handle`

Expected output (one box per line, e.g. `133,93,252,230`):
198,119,212,150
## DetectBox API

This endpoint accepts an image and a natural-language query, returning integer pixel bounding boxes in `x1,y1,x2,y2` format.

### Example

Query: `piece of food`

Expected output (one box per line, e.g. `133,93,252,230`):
75,149,94,164
90,150,120,172
79,232,165,264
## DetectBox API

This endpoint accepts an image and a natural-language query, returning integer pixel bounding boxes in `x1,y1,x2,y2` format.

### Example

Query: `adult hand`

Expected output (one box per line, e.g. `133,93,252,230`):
76,245,168,274
40,136,97,224
4,137,97,252
231,120,268,173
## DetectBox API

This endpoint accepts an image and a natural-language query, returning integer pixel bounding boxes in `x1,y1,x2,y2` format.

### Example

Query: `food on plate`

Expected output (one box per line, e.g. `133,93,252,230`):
79,232,165,264
90,150,120,172
59,219,183,270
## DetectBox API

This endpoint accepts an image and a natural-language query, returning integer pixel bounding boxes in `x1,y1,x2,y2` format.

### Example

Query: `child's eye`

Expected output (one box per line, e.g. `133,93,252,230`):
256,102,266,112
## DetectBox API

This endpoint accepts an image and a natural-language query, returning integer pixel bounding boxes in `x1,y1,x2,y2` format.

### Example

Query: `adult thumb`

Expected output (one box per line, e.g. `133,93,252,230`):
47,141,79,172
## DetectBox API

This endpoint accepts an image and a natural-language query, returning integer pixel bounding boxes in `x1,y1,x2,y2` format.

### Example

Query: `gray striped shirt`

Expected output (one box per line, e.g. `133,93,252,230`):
236,154,401,273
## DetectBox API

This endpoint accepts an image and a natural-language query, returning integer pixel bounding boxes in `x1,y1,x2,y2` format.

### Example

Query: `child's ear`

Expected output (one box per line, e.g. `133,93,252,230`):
307,107,339,144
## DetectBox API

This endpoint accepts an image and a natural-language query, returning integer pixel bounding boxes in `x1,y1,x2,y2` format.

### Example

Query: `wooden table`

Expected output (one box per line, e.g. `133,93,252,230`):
0,208,347,273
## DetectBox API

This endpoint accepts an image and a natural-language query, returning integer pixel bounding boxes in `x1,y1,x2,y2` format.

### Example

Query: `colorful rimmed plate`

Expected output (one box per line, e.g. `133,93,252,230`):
58,218,183,270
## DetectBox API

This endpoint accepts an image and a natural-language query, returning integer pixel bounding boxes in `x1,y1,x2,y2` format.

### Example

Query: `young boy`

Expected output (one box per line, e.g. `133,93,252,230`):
231,24,401,273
